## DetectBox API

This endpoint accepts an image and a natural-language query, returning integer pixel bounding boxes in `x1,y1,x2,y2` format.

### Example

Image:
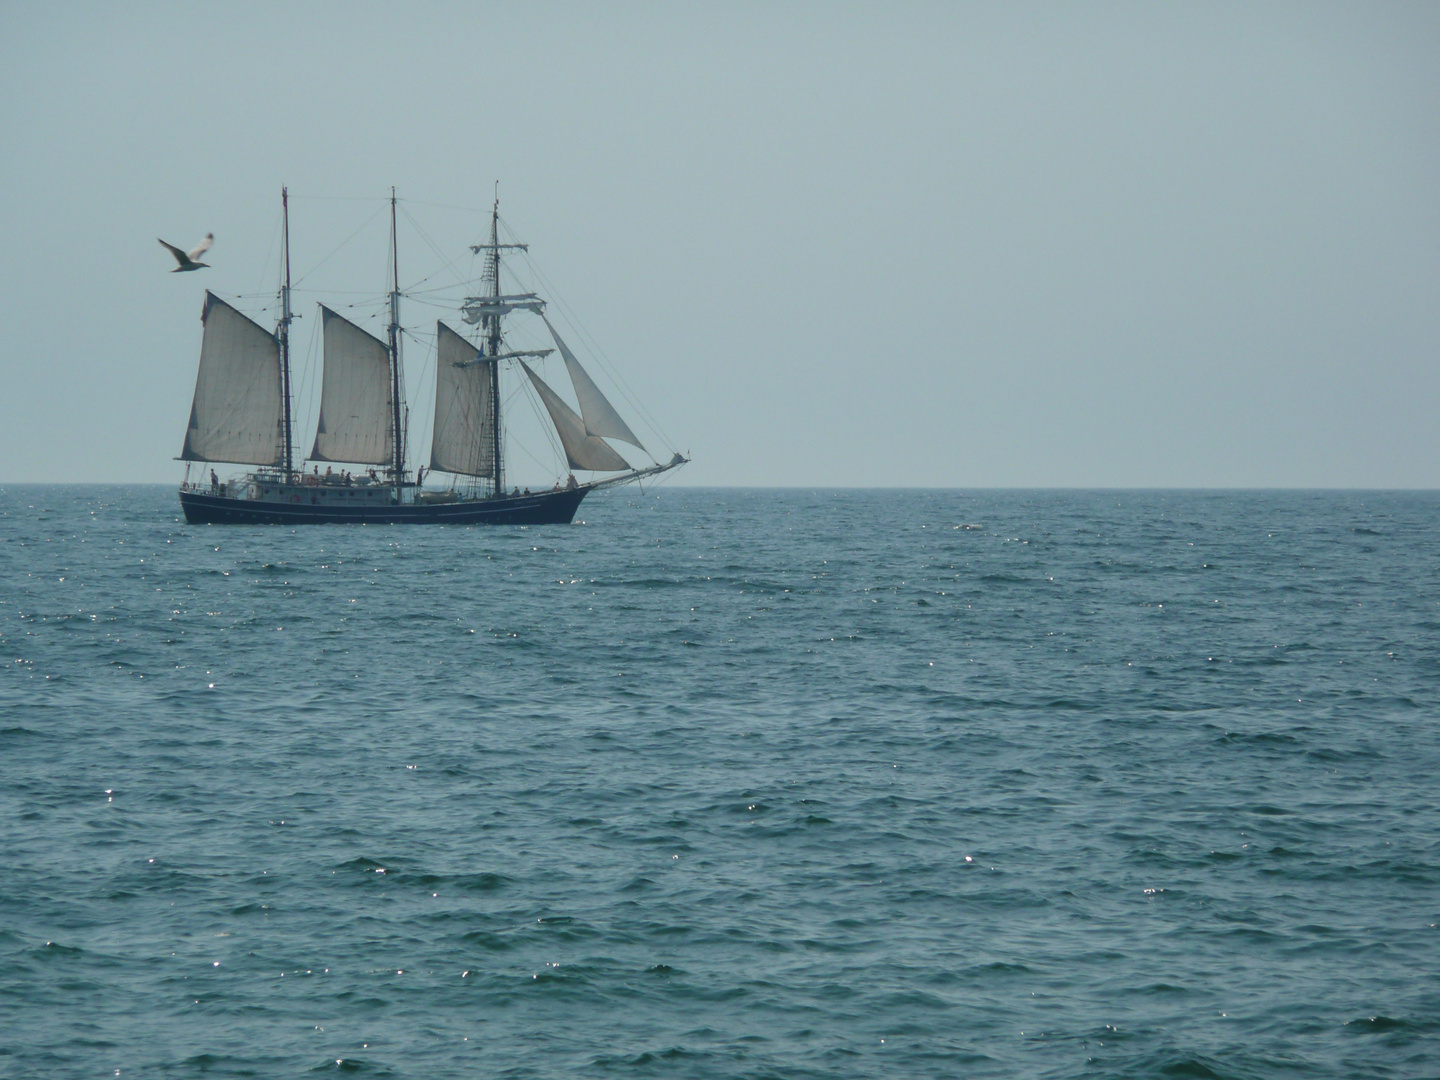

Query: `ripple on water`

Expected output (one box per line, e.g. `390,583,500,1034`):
1,487,1438,1078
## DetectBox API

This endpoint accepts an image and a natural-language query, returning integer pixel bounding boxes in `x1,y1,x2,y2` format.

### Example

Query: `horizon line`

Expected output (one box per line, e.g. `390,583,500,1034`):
3,482,1440,493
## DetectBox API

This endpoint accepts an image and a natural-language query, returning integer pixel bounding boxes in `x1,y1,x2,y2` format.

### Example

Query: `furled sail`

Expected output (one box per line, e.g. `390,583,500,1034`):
541,315,645,450
310,306,393,465
461,293,545,324
430,323,495,477
181,292,284,465
520,361,630,472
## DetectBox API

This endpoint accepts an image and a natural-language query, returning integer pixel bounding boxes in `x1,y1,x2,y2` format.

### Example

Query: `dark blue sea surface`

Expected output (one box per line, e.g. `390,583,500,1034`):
2,485,1438,1079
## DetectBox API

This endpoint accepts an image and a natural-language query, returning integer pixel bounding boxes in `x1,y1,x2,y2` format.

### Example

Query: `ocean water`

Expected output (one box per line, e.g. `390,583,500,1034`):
1,485,1438,1080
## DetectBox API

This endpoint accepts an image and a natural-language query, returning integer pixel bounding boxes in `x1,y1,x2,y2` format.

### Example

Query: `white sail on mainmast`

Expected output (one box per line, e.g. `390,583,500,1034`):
180,292,285,466
310,306,394,466
430,322,495,478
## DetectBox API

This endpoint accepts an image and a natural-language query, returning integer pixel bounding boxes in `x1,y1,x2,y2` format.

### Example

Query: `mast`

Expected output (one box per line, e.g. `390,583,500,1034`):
279,186,294,479
487,191,503,496
388,188,404,501
464,188,544,495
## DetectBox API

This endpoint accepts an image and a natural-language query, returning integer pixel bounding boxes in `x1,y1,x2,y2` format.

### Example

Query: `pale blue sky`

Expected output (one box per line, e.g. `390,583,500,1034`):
2,2,1437,486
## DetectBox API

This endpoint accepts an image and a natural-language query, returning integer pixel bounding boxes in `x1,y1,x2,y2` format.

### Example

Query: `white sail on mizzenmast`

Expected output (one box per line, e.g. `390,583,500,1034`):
310,306,394,465
180,292,285,466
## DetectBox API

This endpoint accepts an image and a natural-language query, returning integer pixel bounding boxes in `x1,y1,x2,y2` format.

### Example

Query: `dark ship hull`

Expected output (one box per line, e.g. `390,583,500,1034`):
179,485,588,525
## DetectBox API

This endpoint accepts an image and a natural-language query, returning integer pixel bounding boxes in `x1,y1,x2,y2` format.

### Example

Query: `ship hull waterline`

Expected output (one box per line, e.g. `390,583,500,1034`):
179,486,588,525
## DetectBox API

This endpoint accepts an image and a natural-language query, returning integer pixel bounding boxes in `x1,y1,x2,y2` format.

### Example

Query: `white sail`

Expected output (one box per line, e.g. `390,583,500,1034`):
520,361,630,472
541,315,645,450
181,292,284,465
310,306,393,465
430,323,494,477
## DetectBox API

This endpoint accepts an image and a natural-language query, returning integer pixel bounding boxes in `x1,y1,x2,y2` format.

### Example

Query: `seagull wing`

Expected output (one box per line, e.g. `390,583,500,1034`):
158,238,191,266
188,233,214,261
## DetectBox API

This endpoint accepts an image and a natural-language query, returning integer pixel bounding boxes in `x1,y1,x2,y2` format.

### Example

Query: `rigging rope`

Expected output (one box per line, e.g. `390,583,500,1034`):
292,205,386,287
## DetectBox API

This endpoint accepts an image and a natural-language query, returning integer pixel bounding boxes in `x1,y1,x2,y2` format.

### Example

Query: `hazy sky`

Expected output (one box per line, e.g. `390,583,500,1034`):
2,2,1437,486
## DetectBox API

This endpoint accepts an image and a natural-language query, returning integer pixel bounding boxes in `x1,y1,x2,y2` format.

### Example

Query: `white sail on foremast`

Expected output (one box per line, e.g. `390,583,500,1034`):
180,292,285,466
310,306,394,466
540,315,645,451
430,322,495,478
520,360,630,472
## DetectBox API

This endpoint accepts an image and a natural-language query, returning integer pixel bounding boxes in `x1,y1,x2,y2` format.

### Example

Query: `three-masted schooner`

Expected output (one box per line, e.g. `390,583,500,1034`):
176,189,686,525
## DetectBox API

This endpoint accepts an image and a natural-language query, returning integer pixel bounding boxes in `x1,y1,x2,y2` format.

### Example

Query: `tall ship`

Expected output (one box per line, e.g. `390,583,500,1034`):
177,190,686,525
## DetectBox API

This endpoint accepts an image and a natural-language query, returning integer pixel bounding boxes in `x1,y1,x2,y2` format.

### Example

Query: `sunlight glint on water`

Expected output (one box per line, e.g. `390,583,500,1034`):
1,485,1437,1078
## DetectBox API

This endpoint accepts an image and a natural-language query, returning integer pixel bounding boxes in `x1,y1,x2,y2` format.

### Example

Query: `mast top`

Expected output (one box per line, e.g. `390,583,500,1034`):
472,191,527,252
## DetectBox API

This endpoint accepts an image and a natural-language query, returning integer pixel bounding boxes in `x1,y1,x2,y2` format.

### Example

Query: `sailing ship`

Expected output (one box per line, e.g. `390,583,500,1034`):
177,189,686,525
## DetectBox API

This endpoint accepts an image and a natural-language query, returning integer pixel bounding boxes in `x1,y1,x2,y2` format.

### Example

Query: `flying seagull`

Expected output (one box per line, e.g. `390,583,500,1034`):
158,233,214,272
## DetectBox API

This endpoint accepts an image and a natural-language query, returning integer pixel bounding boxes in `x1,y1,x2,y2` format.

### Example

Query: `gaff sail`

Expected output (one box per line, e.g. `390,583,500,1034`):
430,322,495,477
180,292,285,466
310,306,394,465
